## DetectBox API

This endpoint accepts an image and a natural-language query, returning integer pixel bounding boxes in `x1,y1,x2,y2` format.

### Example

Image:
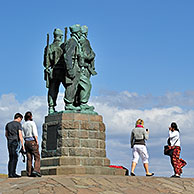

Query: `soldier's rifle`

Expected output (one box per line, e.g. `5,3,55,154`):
64,27,68,43
45,33,50,88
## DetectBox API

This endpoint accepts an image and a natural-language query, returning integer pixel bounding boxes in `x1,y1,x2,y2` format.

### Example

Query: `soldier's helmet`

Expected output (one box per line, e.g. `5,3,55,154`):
69,24,81,33
53,28,63,36
81,25,88,34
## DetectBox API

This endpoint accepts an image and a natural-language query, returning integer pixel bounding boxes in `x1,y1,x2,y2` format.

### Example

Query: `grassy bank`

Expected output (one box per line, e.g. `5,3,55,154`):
0,174,8,178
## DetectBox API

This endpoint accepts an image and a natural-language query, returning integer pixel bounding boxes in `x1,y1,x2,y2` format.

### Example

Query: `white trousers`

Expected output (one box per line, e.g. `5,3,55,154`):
132,144,149,164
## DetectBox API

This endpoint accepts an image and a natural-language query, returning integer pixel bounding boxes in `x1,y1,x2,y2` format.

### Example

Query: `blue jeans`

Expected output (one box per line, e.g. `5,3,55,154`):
8,141,20,176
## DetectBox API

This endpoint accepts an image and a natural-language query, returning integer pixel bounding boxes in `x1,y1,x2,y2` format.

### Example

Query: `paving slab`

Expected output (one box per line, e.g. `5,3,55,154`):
0,175,194,194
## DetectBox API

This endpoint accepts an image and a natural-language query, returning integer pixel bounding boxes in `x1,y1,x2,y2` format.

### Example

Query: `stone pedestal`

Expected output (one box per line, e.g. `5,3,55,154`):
39,113,125,176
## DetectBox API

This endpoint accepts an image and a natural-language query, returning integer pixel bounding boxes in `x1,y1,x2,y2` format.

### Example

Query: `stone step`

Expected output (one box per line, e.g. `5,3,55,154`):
41,156,110,167
21,166,126,176
41,165,126,176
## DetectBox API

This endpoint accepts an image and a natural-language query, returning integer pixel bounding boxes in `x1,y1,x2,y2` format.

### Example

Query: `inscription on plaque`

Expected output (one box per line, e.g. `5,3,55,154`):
46,125,58,150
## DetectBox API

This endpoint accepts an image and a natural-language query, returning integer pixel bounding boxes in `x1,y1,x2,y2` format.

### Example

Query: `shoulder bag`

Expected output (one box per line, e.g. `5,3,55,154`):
164,138,179,157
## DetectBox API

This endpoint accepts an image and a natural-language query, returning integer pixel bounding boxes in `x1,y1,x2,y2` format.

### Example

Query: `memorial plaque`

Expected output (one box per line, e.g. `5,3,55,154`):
46,125,58,150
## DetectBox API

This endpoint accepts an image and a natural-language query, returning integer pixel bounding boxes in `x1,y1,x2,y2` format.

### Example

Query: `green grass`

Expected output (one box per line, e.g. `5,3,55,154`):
0,174,8,178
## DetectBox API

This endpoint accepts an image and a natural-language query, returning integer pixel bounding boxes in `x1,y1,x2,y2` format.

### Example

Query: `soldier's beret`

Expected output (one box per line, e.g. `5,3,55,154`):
81,25,88,33
69,24,81,33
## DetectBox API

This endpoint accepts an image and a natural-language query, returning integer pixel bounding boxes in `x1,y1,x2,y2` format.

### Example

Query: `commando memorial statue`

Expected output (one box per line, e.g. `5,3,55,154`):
43,24,97,115
35,24,126,177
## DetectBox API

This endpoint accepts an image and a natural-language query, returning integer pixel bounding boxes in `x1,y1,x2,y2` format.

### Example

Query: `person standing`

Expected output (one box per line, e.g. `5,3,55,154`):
130,119,154,176
5,113,24,178
22,111,41,177
168,122,187,178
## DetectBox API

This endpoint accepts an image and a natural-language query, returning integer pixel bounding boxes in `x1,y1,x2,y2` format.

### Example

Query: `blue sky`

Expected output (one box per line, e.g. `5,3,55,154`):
0,0,194,177
1,0,194,99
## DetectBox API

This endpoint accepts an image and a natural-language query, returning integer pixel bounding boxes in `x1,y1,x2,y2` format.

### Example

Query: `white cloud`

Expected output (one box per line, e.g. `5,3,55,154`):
90,92,194,177
0,91,193,177
92,99,194,139
92,90,194,109
0,94,48,174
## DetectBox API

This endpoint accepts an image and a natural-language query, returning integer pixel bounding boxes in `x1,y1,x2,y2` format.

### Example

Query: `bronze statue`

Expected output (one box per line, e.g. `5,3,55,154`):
43,28,65,114
63,24,82,111
43,24,97,114
74,25,97,111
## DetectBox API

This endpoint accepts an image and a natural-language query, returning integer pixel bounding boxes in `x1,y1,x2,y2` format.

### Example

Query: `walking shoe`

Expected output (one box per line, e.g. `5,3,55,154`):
171,175,180,178
130,172,136,176
27,174,36,177
32,171,42,177
14,174,21,177
146,173,154,176
9,174,21,178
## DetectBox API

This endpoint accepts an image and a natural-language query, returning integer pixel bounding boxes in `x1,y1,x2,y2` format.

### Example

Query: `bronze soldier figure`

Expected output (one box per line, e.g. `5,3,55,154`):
75,25,97,111
63,24,82,111
43,24,97,114
43,28,65,114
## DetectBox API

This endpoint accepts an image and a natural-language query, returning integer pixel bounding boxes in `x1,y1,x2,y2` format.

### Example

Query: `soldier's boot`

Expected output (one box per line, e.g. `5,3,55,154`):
65,104,81,111
80,103,94,111
48,106,56,114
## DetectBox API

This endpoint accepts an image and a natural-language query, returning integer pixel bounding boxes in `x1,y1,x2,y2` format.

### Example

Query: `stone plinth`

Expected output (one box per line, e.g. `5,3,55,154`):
39,113,125,176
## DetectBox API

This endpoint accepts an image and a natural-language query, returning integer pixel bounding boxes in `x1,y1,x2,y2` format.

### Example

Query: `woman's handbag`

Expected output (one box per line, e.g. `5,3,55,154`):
164,138,179,157
164,145,174,156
